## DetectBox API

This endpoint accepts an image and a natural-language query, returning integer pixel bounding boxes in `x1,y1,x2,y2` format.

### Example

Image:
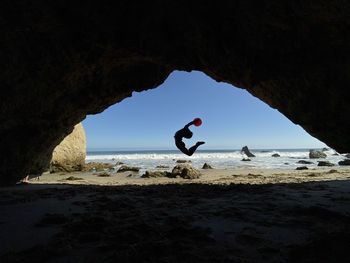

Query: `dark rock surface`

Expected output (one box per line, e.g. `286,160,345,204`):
309,150,327,159
241,158,251,162
117,165,140,173
297,160,314,164
155,165,170,169
338,159,350,166
141,171,170,178
1,1,350,184
317,161,335,167
296,166,309,170
241,146,255,157
271,153,280,157
176,160,192,164
202,163,213,169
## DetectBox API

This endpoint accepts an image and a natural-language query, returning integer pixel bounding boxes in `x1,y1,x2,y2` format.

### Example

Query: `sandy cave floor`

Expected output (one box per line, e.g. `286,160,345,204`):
1,168,350,262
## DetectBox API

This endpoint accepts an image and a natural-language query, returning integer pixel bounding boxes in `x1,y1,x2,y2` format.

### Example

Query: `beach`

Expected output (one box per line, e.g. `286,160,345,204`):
1,166,350,262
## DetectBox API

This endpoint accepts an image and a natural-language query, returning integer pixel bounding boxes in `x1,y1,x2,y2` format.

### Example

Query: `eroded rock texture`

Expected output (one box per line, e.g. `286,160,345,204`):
50,123,86,173
1,1,350,185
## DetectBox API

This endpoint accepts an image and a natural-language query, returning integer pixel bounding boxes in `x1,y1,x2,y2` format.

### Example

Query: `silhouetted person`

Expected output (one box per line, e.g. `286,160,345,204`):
174,119,205,156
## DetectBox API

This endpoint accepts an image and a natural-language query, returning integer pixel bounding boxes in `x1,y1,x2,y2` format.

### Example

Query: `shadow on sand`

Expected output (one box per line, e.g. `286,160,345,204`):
1,180,350,262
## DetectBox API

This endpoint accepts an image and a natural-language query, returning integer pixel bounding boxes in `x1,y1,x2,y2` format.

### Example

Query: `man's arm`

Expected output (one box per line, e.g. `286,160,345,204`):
184,121,194,129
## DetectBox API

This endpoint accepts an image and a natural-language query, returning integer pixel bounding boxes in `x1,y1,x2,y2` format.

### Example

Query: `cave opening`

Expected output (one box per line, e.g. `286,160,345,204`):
81,70,331,175
84,70,327,151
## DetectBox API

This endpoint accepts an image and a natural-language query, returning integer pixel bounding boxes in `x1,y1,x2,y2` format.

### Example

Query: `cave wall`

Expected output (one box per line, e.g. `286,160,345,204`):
1,0,350,184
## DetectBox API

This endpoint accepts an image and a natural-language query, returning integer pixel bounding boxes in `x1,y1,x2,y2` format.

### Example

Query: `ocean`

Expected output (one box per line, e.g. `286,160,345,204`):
86,148,346,174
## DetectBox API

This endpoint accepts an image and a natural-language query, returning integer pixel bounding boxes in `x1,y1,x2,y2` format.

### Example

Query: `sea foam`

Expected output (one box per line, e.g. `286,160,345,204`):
86,149,345,173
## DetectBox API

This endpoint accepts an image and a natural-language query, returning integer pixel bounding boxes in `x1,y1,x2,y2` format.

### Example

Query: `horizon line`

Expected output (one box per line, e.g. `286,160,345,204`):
87,147,329,152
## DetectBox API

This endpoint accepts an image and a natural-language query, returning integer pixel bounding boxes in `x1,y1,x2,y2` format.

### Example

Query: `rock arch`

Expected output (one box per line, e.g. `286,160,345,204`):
1,1,350,185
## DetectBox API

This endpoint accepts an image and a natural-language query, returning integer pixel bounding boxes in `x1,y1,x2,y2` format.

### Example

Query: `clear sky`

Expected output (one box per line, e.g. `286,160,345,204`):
83,70,327,150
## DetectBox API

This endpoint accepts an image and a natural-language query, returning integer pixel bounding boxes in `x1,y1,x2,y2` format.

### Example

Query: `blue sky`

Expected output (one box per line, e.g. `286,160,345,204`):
83,71,327,150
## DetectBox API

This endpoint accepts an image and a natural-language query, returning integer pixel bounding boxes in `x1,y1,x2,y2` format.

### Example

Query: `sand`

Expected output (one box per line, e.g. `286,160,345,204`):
1,167,350,262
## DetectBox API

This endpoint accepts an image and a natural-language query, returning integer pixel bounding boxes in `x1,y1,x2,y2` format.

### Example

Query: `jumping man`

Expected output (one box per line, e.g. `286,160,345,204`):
174,118,205,156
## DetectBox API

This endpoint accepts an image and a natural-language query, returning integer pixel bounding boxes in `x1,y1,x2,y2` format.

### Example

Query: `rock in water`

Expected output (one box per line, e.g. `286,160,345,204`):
339,159,350,166
156,165,170,169
202,163,213,169
176,160,191,163
172,164,201,179
296,166,309,170
271,153,280,157
317,161,335,167
241,158,251,161
241,146,255,157
297,160,314,164
309,150,327,159
117,165,140,173
50,123,86,173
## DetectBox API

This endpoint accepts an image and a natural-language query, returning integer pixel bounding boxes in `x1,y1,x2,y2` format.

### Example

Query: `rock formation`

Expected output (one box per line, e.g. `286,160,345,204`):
241,146,256,157
117,165,140,173
202,163,213,169
317,161,335,167
141,171,170,178
309,150,327,159
339,159,350,166
296,166,308,170
297,160,313,165
172,164,201,179
1,1,350,184
271,153,280,157
50,123,86,173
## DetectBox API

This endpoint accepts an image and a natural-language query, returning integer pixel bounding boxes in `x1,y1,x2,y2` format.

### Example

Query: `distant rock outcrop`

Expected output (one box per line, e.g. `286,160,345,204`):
271,153,280,157
202,163,213,169
50,123,86,173
309,150,327,159
241,146,255,157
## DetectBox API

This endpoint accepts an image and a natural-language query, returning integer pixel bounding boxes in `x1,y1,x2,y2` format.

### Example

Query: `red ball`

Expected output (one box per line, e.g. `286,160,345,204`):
193,118,202,126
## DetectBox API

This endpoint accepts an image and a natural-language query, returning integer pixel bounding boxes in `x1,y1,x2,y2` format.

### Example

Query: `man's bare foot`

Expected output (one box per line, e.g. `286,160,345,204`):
196,141,205,146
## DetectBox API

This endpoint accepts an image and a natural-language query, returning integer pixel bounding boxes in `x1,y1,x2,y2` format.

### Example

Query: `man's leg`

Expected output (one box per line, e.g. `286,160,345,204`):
175,140,191,156
188,141,205,156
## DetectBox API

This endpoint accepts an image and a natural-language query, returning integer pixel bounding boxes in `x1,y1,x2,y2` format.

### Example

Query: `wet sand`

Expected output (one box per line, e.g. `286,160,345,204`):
1,168,350,262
